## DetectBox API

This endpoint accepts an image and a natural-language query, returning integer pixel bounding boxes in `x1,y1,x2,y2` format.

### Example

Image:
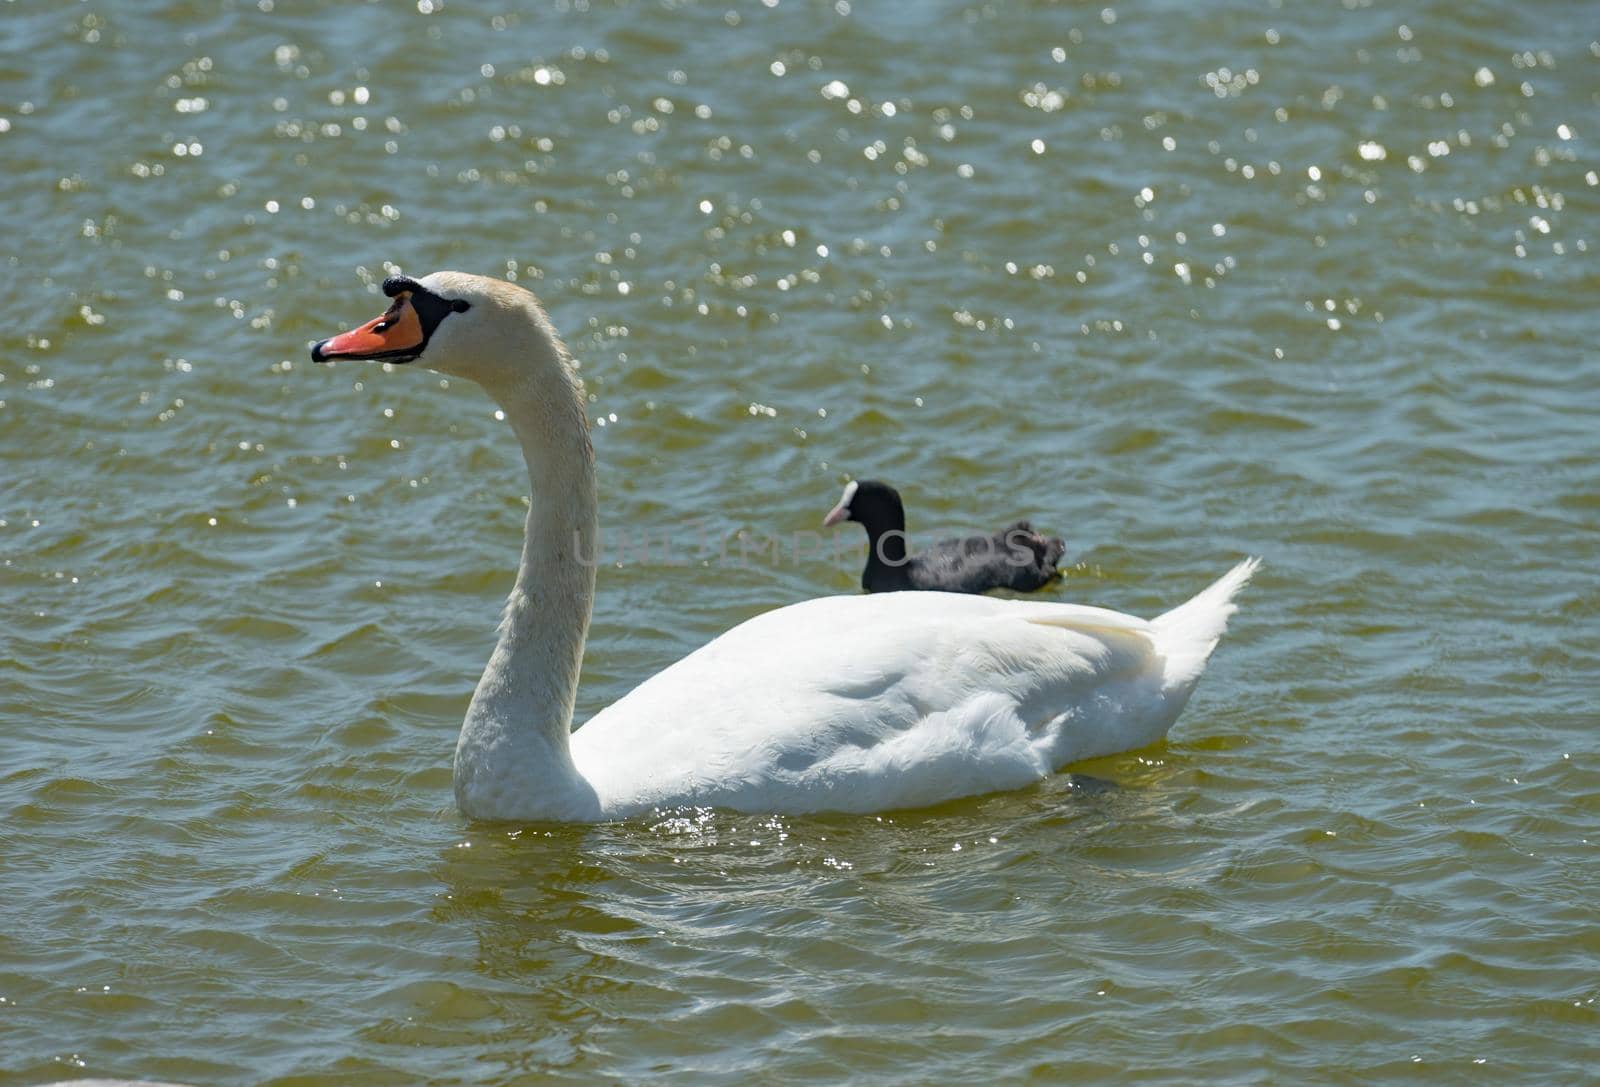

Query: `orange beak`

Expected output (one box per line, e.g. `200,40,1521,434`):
311,294,426,363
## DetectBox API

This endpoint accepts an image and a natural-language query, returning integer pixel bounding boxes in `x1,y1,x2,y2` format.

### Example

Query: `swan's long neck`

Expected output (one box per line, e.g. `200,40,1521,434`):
452,310,600,820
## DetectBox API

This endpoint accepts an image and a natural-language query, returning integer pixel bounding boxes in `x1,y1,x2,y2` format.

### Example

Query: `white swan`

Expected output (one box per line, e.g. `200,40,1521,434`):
312,271,1259,822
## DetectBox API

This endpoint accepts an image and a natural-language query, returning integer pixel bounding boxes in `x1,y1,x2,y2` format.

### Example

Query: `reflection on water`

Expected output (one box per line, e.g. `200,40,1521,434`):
430,777,1144,1081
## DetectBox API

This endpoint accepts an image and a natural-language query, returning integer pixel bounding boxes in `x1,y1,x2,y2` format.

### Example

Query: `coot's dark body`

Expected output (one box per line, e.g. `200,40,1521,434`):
823,480,1067,595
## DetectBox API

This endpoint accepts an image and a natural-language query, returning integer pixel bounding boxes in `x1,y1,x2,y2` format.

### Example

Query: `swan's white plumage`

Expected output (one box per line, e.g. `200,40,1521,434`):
319,271,1258,823
569,572,1257,818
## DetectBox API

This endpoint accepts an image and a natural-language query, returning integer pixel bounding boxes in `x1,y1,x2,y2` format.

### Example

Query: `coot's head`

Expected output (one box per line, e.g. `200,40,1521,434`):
822,479,905,531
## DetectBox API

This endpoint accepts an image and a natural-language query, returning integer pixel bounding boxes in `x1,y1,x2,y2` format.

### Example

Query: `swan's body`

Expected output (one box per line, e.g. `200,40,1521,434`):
313,271,1258,822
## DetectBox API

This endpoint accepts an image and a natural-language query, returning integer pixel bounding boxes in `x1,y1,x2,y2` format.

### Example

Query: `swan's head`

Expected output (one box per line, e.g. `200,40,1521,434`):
822,479,905,530
312,271,566,389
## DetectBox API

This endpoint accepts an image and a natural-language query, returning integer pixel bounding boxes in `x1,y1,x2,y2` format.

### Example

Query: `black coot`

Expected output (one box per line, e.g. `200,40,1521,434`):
822,479,1067,594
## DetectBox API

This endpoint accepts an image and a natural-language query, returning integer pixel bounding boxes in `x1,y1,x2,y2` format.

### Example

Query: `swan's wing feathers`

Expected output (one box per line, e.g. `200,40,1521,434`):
1021,602,1151,636
575,592,1181,814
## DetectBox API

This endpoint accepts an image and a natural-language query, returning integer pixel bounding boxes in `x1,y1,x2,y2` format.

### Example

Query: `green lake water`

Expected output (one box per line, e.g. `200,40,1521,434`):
2,1,1597,1082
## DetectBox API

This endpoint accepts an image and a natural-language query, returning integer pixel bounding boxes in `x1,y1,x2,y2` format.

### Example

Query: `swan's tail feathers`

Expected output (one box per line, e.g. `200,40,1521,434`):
1150,557,1260,694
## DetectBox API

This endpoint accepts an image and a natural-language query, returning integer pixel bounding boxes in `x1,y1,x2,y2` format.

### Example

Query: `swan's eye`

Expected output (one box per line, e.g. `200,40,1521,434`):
370,297,409,334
